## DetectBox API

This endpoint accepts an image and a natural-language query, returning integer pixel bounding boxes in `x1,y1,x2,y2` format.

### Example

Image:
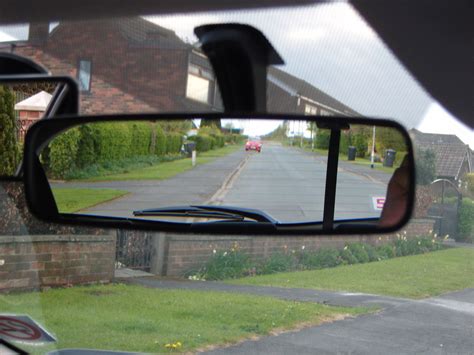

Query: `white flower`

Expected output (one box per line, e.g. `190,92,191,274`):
344,246,348,250
223,251,228,256
301,245,305,250
213,249,217,254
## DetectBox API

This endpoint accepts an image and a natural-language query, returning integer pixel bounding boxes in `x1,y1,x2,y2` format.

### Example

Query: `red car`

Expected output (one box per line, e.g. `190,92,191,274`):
245,138,262,152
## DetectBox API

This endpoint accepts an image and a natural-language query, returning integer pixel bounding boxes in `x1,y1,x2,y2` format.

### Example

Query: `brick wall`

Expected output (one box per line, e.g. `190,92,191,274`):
155,219,435,276
0,234,116,292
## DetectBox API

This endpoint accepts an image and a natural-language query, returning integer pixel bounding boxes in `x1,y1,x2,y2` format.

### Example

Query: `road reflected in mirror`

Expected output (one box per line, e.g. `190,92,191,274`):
41,118,411,228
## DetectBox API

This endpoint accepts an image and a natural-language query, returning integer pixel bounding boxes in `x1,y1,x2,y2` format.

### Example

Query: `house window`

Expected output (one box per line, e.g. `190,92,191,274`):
78,59,92,92
186,64,215,105
304,104,318,115
320,109,334,116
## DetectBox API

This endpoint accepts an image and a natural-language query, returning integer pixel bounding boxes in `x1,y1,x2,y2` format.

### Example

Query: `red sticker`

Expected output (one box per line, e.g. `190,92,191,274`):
0,316,41,341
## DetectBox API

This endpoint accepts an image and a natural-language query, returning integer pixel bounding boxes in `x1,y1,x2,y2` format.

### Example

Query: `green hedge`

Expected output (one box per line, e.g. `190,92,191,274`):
458,198,474,243
47,121,228,179
165,132,183,155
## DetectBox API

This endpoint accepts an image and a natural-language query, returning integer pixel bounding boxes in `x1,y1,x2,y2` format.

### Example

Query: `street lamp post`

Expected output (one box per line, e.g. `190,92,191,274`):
370,125,376,168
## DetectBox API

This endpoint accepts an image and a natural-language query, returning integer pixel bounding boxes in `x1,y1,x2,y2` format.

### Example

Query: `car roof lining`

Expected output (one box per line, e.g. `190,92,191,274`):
0,0,471,128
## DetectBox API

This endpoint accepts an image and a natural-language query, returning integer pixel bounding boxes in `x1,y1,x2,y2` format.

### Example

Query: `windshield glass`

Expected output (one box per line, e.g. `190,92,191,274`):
0,2,473,354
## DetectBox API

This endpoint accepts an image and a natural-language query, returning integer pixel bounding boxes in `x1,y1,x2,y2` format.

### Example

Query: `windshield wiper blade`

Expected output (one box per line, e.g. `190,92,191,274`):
133,205,277,223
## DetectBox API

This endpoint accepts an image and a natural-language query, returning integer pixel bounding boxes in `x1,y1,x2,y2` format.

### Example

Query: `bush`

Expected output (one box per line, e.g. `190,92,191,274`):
299,247,341,269
188,134,212,152
154,124,167,156
339,248,359,265
458,198,474,242
347,243,370,263
465,174,474,196
375,244,395,260
48,128,81,178
258,253,294,274
315,129,330,150
354,133,368,158
165,132,182,155
190,249,252,280
0,86,19,175
415,148,436,185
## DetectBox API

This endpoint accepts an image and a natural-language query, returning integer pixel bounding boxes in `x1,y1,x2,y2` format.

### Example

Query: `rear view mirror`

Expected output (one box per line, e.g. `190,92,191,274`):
23,113,415,235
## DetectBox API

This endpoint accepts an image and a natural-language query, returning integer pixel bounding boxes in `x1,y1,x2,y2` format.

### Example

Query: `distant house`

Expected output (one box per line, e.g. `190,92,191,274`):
14,90,52,140
1,18,358,118
267,67,360,116
409,129,472,182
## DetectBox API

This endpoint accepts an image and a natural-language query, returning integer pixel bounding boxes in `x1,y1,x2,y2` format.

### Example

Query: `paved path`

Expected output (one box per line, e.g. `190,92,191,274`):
125,277,474,354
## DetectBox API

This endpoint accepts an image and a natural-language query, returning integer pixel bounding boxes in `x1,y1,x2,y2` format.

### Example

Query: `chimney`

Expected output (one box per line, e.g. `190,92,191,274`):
28,22,49,45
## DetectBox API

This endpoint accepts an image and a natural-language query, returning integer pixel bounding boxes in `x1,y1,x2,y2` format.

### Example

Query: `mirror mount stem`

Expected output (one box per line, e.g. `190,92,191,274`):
322,129,341,231
195,24,284,113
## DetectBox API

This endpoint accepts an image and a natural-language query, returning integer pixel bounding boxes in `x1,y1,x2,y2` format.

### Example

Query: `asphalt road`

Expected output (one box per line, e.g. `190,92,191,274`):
53,143,390,222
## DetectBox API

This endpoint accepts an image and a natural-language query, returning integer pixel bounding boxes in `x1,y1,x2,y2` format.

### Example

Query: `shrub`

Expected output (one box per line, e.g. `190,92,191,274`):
0,85,19,175
353,133,368,158
154,124,167,156
258,253,294,274
376,244,395,260
48,128,81,178
299,247,341,269
315,129,330,149
165,132,182,155
339,248,359,265
415,148,436,185
191,249,252,280
347,243,370,263
188,134,212,152
458,198,474,243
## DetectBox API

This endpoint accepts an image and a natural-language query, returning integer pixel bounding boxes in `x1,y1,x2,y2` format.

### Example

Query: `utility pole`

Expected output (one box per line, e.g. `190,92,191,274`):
370,125,376,168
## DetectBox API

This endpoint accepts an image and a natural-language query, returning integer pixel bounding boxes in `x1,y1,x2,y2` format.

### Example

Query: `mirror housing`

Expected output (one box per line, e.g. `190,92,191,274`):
23,113,415,235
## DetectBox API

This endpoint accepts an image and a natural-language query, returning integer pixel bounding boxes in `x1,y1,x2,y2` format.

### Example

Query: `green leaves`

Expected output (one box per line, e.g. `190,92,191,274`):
0,86,19,176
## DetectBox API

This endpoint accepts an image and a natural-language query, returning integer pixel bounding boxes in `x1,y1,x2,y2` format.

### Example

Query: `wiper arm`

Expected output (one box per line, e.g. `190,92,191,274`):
133,205,277,223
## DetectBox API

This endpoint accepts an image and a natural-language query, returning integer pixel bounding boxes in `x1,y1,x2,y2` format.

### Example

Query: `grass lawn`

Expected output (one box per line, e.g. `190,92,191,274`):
228,248,474,299
0,284,368,354
81,144,241,182
51,188,129,212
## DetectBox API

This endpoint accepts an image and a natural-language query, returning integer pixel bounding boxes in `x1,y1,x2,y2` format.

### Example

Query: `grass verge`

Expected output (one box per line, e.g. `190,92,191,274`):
51,188,128,212
228,248,474,299
80,145,241,182
0,284,369,354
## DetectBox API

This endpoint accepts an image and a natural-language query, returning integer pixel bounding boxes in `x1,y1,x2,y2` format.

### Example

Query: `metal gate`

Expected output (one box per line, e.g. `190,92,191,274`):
115,230,152,271
427,179,461,239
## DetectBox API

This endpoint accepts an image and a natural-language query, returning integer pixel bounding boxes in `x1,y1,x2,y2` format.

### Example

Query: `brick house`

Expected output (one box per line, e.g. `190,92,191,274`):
409,128,473,183
1,17,358,117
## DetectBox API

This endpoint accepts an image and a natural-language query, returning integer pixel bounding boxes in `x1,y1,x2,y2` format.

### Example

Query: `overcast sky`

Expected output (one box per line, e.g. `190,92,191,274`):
148,3,472,147
0,2,471,146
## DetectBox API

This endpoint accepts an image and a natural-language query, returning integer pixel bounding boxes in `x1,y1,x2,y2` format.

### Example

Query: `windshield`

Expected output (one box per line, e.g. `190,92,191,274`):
0,2,473,354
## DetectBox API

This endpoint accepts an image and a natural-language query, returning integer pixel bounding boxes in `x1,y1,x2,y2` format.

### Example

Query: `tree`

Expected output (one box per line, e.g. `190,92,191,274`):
415,148,436,185
0,85,19,175
200,118,221,129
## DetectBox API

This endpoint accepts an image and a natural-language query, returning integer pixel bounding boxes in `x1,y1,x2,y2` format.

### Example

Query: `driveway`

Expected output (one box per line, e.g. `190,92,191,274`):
127,278,474,354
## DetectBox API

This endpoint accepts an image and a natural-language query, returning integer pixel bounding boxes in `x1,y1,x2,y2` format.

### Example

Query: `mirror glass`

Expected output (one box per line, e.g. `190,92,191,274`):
39,118,411,228
0,79,68,177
